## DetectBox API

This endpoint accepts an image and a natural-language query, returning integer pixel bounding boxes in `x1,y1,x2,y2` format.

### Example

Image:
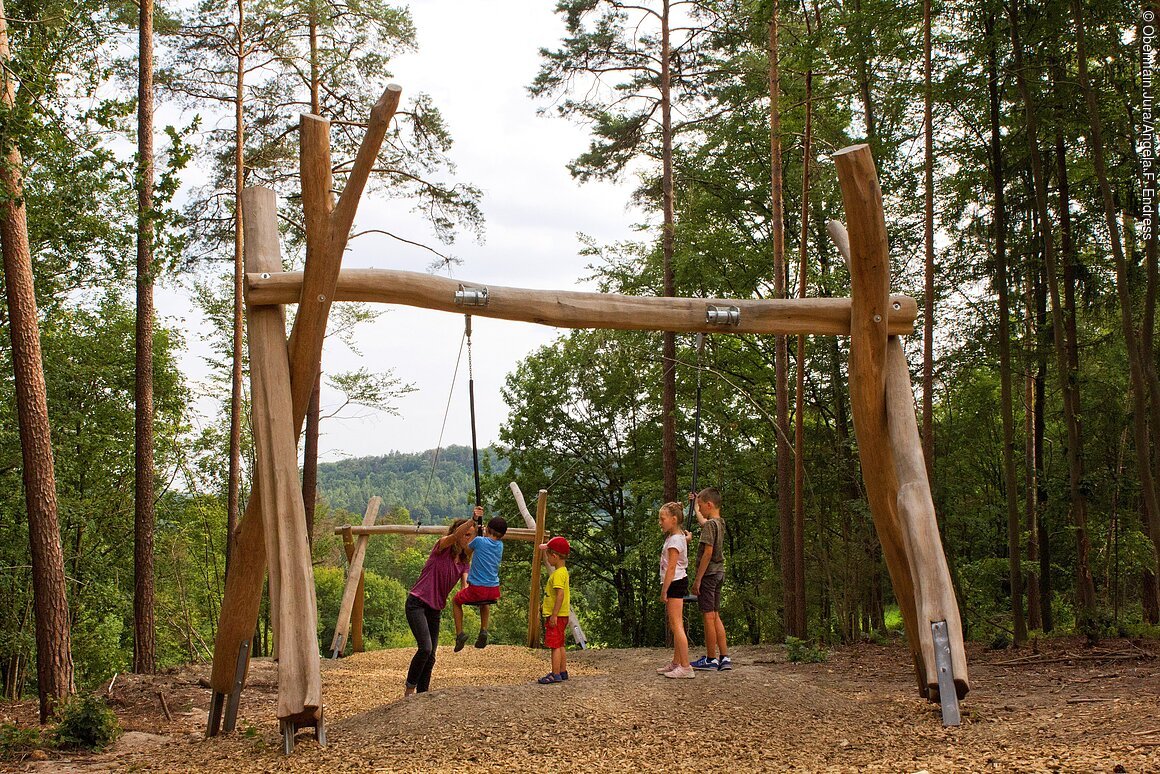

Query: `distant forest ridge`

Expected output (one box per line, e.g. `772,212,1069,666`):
317,445,507,523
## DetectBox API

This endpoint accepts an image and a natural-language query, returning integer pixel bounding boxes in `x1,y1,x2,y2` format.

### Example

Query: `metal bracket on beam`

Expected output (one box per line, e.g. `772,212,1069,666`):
931,620,961,727
706,305,740,326
455,285,489,307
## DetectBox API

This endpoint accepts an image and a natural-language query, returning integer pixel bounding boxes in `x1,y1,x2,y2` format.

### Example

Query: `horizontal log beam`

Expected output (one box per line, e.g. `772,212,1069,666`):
334,524,538,541
247,268,918,336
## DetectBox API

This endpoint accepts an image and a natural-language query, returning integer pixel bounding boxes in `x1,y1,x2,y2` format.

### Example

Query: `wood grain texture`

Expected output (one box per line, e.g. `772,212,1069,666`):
241,187,321,719
248,268,919,336
331,498,381,655
526,491,549,648
886,338,969,697
834,144,923,694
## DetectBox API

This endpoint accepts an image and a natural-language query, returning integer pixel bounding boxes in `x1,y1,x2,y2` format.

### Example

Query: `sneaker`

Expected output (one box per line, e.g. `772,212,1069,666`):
454,632,468,652
474,629,489,649
656,662,678,674
717,655,732,671
663,665,695,679
691,656,720,671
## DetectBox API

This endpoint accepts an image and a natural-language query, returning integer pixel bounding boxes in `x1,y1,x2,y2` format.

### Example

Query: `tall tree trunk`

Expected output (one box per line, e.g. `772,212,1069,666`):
986,9,1026,643
1024,227,1041,630
792,56,813,638
133,0,157,675
226,0,246,571
302,7,323,544
1070,0,1160,575
922,0,935,486
660,0,678,504
1034,261,1053,631
0,0,75,721
769,0,796,637
1009,2,1097,627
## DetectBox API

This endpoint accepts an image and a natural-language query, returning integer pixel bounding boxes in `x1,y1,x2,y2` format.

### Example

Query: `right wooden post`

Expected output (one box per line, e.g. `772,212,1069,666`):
833,144,924,694
834,143,969,701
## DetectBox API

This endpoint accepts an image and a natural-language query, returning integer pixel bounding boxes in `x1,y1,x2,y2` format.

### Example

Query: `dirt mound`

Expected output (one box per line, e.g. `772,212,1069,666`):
4,637,1158,772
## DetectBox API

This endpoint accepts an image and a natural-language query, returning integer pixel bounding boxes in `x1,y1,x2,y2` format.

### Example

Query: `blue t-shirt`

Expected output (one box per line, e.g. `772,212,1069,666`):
467,535,503,587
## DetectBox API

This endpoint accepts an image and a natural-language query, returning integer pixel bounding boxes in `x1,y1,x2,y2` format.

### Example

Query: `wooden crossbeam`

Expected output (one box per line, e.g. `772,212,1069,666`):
331,524,538,541
245,268,919,337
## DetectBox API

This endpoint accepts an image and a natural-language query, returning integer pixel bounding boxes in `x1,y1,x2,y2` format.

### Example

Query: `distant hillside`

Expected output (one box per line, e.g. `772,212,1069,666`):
317,445,506,523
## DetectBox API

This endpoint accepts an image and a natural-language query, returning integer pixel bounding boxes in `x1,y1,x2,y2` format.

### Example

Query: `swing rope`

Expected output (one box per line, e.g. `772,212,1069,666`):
466,314,483,510
687,332,706,523
422,329,468,511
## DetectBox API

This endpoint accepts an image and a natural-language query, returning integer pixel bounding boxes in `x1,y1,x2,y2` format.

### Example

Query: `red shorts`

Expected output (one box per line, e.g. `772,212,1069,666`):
543,615,568,649
454,584,501,605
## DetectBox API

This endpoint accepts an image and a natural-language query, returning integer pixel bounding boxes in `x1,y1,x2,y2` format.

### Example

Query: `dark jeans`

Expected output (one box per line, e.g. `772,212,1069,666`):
405,594,442,692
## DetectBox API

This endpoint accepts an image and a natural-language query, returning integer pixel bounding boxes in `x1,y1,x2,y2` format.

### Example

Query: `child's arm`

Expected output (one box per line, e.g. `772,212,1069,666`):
661,546,678,601
436,515,476,552
549,581,565,624
691,542,712,595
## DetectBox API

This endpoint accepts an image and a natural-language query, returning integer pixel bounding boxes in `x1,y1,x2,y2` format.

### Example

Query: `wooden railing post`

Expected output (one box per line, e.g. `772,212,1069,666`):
527,490,548,648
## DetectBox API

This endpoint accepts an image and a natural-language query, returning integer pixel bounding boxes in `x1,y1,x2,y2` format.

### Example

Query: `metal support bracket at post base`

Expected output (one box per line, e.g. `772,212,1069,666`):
207,639,250,737
931,621,961,727
330,633,345,660
280,707,326,755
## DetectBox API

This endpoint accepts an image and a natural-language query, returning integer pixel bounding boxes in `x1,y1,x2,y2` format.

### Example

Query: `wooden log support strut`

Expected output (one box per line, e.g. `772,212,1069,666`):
242,186,322,722
833,144,969,707
330,498,382,658
333,524,539,540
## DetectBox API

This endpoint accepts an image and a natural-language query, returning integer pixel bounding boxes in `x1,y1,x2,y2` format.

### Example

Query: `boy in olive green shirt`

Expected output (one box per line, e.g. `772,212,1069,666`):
690,487,731,671
537,536,571,684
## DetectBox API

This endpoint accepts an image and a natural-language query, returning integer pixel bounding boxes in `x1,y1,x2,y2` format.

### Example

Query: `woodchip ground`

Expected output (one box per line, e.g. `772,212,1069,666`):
2,636,1157,772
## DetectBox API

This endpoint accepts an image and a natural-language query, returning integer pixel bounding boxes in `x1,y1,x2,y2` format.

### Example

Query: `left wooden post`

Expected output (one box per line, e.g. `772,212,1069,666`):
330,497,381,658
240,187,322,724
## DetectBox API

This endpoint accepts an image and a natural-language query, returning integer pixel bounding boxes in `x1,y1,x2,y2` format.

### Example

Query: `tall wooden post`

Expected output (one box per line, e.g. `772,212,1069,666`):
526,490,548,648
833,144,923,692
242,187,321,721
341,532,367,653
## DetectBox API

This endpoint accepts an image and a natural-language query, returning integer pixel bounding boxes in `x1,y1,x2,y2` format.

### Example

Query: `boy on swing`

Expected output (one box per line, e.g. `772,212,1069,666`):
453,513,508,651
689,487,732,671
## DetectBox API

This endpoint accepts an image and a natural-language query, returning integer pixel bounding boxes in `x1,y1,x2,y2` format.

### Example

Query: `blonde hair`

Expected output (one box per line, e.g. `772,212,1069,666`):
660,501,684,528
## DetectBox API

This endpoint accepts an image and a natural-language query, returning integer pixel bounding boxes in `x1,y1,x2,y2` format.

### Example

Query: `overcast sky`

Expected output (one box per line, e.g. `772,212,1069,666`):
157,0,641,460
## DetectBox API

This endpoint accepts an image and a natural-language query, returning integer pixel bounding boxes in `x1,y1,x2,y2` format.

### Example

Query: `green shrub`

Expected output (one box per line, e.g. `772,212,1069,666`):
52,693,121,751
785,636,828,663
0,722,47,758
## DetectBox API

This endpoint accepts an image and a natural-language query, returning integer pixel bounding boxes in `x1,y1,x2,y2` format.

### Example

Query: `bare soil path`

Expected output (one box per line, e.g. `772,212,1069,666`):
3,636,1157,772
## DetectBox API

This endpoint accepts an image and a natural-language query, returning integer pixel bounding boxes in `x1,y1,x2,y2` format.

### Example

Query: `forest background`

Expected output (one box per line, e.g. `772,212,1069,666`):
0,0,1155,716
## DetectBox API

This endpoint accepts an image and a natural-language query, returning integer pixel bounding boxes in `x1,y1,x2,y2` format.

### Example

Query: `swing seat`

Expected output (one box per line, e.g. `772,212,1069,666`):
462,599,495,607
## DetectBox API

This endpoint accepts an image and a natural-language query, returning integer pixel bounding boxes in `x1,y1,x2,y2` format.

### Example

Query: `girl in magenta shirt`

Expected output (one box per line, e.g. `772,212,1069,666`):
404,508,479,696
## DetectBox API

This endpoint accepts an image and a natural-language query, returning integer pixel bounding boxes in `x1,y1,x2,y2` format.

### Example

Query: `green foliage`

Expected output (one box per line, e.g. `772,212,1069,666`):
0,723,47,759
51,694,121,751
785,637,828,663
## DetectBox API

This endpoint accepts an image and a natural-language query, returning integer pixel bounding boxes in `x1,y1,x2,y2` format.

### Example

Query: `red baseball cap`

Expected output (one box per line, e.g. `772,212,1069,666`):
539,536,570,556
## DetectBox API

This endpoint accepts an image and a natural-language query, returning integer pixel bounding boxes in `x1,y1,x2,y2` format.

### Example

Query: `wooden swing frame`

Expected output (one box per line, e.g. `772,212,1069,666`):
205,84,969,750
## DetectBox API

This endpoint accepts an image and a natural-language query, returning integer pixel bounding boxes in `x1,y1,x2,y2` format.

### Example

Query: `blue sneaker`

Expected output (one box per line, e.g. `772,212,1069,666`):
691,656,719,671
717,655,732,671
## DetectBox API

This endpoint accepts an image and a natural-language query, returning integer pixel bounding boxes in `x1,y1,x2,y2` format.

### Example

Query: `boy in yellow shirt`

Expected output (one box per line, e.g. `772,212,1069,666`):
537,536,571,684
